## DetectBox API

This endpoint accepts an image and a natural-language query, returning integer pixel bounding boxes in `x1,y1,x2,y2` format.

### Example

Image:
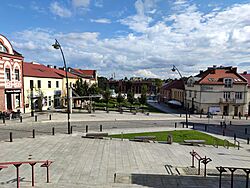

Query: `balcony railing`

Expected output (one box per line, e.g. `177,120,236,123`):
219,98,244,104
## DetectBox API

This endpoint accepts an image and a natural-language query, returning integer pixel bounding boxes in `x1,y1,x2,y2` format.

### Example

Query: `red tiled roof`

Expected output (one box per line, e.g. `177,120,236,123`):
241,73,250,87
53,68,78,79
161,79,184,90
23,62,62,78
198,68,247,85
23,62,78,79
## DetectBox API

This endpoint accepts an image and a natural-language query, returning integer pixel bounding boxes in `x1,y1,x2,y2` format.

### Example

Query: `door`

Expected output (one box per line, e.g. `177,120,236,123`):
223,106,228,115
234,106,238,116
6,93,12,111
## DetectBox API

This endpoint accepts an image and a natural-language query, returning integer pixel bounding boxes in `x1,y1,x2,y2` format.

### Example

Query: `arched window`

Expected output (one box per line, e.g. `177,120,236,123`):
0,42,8,53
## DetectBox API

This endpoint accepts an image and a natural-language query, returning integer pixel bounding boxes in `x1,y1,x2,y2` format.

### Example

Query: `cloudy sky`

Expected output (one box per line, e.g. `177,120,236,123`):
1,0,250,79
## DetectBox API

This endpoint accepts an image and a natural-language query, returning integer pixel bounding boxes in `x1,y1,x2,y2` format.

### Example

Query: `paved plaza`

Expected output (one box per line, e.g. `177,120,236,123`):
0,110,250,187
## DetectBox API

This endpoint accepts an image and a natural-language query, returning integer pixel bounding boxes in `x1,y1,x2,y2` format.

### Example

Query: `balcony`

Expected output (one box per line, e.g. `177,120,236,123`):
219,98,244,104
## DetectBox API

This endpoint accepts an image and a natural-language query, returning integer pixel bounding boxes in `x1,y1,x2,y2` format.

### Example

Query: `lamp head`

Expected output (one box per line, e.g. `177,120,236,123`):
52,40,60,49
171,65,176,72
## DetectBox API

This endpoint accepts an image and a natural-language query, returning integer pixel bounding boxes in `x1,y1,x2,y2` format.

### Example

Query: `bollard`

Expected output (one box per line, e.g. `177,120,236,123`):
70,126,73,134
86,125,88,133
229,121,232,125
247,137,249,145
52,127,55,135
232,116,234,119
182,122,184,128
32,129,35,138
3,116,5,124
100,124,103,132
205,125,207,131
175,122,177,128
234,133,236,140
223,130,225,136
20,116,22,123
10,132,13,142
35,115,37,122
49,114,52,120
245,128,248,135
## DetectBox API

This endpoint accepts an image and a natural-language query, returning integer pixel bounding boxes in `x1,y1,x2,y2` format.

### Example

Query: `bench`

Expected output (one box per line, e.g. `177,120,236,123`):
82,132,108,139
130,136,156,143
184,140,205,146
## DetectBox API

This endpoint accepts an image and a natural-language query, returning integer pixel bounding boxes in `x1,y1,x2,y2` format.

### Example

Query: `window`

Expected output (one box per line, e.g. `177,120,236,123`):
224,78,233,88
48,81,51,88
235,92,242,99
30,80,34,89
189,91,192,97
15,69,20,81
0,43,7,53
15,94,20,107
56,81,59,88
37,80,41,88
194,91,197,98
5,68,11,81
224,92,230,99
48,96,52,106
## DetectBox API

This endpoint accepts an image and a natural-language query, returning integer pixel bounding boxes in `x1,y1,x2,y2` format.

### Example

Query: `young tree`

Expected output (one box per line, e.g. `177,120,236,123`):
102,89,111,104
117,92,124,106
127,91,135,105
139,84,147,105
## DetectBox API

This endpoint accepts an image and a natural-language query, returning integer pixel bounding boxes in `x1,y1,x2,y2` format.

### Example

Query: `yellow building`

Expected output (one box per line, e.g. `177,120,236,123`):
23,62,78,113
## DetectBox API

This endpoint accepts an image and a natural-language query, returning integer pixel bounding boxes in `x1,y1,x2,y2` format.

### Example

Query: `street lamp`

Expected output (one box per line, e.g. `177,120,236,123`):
171,65,188,127
52,39,71,134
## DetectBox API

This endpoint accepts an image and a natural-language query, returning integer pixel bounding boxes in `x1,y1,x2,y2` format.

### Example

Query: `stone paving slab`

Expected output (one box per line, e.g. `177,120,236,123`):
0,132,249,187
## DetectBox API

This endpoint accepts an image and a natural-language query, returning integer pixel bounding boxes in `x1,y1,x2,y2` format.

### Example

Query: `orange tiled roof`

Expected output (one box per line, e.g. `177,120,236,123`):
198,68,247,85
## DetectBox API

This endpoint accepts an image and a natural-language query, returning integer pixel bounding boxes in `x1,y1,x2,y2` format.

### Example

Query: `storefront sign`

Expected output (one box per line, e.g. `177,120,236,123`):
5,89,21,94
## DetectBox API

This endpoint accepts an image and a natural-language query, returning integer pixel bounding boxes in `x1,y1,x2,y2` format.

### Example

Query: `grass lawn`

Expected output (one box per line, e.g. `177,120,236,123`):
110,130,234,146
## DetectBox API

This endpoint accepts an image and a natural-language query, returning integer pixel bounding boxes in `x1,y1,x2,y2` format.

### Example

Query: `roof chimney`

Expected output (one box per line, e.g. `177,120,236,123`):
200,70,203,74
213,65,217,68
243,71,247,75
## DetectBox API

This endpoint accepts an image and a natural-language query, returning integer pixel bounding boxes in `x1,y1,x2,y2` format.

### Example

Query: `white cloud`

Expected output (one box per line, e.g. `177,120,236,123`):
50,2,72,18
90,18,111,24
72,0,90,8
134,69,158,78
12,2,250,78
94,0,103,8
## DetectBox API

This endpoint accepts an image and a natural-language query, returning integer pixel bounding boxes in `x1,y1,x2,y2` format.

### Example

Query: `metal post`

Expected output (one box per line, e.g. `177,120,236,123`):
243,169,250,188
182,122,184,128
14,164,21,188
245,128,248,135
49,114,52,120
247,137,249,145
205,125,207,131
198,159,201,175
86,125,88,133
52,127,55,135
70,126,73,134
100,124,103,132
10,132,13,142
30,163,36,187
46,166,49,183
3,116,5,124
32,129,35,138
20,116,22,123
223,129,225,136
35,115,37,122
234,133,236,140
228,168,236,188
230,121,232,125
175,122,177,128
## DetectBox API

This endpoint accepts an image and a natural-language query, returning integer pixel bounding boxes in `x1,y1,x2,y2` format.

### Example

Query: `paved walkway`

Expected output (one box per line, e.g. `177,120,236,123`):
0,126,249,187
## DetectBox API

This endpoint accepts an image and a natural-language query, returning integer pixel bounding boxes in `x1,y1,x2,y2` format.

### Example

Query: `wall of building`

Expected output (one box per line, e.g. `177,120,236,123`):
23,77,62,112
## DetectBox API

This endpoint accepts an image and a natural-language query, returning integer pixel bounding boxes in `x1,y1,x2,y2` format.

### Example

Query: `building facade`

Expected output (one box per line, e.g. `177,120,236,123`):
241,72,250,115
186,66,248,116
0,34,24,112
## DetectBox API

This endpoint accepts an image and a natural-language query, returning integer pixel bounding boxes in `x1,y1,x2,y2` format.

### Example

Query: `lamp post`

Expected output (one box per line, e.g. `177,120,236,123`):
171,65,188,127
52,39,71,134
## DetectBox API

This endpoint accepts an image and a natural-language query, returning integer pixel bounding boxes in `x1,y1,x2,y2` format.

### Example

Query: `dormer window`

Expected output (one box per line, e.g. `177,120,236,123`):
0,43,8,53
224,78,233,88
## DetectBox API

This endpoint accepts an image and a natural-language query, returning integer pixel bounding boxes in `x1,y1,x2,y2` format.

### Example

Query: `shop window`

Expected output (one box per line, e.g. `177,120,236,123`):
15,94,20,107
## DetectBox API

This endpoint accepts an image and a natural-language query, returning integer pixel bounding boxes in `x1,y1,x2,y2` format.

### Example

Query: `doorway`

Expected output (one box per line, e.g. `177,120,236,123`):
223,106,228,115
234,106,238,116
6,93,12,111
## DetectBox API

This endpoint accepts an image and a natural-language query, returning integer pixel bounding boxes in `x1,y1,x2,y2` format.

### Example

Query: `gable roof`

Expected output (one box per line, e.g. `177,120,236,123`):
69,68,96,79
24,62,78,79
161,79,184,90
241,73,250,87
195,66,247,85
23,62,62,78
